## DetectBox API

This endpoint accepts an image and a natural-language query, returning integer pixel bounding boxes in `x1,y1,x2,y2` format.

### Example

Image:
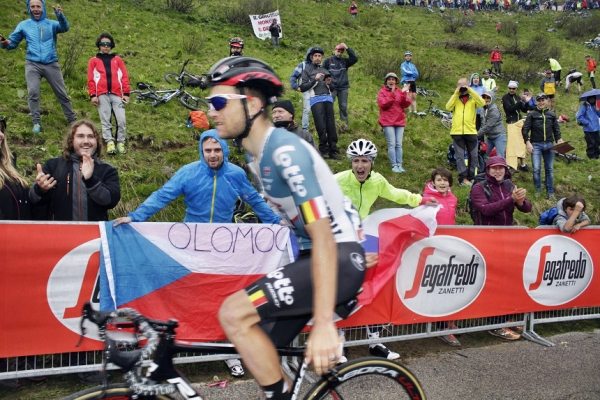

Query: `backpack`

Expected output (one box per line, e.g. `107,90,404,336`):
539,207,559,225
186,110,209,131
466,173,513,224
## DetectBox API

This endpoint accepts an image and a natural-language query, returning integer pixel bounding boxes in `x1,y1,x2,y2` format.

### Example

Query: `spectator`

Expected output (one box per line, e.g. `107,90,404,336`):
300,47,339,159
30,120,120,221
268,20,281,48
289,47,314,133
446,77,485,186
335,139,432,221
478,91,506,158
575,94,600,159
502,80,530,171
271,100,315,147
481,69,497,93
349,1,359,17
490,45,503,75
0,116,31,220
114,129,281,379
554,195,591,233
0,0,77,134
522,93,564,200
539,69,557,110
323,43,358,131
377,73,412,173
469,73,485,130
547,57,562,86
585,54,597,89
229,37,244,56
400,50,420,113
564,68,583,94
471,156,531,340
87,33,130,156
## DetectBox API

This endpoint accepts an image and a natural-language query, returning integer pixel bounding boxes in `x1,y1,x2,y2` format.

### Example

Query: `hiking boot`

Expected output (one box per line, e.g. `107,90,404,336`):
106,141,117,155
117,142,126,154
224,358,245,377
439,334,461,347
489,328,520,341
32,123,42,134
518,164,530,172
369,344,400,360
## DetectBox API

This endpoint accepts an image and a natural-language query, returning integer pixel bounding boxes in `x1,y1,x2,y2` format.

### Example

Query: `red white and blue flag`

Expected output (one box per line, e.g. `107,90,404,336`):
99,222,293,340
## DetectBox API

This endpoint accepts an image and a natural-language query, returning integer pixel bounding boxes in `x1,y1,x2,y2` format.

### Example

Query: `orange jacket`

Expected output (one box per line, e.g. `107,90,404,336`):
586,57,597,73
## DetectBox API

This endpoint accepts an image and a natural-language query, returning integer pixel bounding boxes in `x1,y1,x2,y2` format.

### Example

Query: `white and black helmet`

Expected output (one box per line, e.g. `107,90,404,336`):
347,139,377,160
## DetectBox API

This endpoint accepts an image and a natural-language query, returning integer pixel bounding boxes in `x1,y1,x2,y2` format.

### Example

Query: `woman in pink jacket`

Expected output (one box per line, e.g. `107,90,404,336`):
377,72,412,173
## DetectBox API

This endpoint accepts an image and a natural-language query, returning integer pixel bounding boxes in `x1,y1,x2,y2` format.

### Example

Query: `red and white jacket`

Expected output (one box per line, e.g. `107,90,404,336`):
87,54,130,98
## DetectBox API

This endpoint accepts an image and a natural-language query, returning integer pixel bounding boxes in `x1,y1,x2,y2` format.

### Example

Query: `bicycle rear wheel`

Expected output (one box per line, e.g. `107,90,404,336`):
304,357,426,400
425,89,440,97
441,117,452,130
179,92,207,111
62,383,172,399
164,73,180,85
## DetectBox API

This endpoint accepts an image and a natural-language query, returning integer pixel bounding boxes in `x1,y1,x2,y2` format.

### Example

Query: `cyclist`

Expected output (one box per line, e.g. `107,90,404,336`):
207,56,365,400
229,36,244,57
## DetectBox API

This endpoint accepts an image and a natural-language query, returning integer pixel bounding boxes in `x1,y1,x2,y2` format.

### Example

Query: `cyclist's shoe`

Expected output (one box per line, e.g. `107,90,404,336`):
438,334,461,347
106,141,117,155
225,358,245,377
369,344,400,360
117,142,126,154
489,328,521,341
32,123,42,134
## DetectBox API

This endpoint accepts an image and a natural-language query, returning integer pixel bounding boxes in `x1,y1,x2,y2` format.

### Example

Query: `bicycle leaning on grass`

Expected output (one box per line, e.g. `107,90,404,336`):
62,303,426,400
131,59,208,111
416,99,453,129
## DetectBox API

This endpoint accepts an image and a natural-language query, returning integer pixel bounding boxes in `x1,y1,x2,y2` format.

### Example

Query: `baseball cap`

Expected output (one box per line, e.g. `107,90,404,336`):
486,156,508,169
507,80,518,89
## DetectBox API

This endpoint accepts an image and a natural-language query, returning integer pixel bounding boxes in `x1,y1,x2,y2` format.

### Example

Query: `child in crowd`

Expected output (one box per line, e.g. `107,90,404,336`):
423,167,460,346
554,195,591,233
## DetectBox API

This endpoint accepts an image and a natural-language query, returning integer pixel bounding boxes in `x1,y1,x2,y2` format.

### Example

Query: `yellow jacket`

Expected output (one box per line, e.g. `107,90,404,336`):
446,87,485,135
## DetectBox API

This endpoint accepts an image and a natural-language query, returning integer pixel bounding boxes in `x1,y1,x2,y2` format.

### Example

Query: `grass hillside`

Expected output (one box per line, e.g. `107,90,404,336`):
0,0,598,225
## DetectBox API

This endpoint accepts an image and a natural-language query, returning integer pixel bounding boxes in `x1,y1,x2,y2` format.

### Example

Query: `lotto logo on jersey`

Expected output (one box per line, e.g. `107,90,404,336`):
523,235,593,306
396,236,486,317
273,145,307,197
264,268,295,308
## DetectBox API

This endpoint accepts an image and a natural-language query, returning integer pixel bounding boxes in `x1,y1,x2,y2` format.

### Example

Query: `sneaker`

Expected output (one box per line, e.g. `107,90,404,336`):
391,165,400,173
438,334,461,347
106,141,116,155
224,358,245,377
518,164,530,172
396,165,406,173
369,344,400,360
489,328,520,341
32,123,42,134
117,142,126,154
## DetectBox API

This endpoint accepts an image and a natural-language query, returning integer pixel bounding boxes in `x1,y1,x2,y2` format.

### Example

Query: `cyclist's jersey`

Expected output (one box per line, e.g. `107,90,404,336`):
257,127,360,250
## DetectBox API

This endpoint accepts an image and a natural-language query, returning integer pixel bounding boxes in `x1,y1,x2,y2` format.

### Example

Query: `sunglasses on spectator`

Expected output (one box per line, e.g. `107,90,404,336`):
98,42,112,47
206,94,250,111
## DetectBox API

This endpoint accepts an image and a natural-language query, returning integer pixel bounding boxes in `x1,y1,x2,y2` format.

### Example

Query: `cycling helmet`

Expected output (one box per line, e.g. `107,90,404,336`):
229,37,244,48
384,72,399,83
347,139,377,160
404,51,413,56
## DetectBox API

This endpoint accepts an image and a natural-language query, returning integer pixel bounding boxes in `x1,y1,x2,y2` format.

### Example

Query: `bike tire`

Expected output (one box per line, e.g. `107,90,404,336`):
164,73,180,85
179,92,207,111
62,383,172,400
303,357,426,400
426,89,440,97
441,117,453,130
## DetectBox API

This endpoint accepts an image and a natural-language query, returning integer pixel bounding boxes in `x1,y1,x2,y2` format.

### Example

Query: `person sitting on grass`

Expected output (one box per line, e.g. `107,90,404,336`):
554,195,591,234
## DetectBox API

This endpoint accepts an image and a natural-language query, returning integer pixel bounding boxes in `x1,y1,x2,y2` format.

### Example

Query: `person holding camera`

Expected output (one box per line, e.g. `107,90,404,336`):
445,78,485,186
0,0,77,134
323,43,358,131
87,33,131,155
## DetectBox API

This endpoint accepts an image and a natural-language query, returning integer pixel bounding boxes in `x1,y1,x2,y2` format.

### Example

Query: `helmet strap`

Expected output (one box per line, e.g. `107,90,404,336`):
237,88,263,141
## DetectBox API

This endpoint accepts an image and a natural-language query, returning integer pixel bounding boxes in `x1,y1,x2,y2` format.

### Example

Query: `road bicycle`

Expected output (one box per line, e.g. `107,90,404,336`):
415,99,452,129
131,60,207,111
62,303,426,399
416,87,440,98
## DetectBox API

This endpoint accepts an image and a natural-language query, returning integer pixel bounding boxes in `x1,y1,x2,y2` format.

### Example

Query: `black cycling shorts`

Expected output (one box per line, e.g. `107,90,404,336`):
408,81,417,93
245,241,366,346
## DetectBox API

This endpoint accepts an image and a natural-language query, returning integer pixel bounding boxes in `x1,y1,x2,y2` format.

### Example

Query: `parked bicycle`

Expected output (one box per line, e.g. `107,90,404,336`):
416,86,440,98
131,60,207,111
63,303,426,399
416,99,453,129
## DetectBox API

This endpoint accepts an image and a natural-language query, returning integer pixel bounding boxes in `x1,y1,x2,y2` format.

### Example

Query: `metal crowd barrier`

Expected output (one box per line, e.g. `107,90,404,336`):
5,309,598,381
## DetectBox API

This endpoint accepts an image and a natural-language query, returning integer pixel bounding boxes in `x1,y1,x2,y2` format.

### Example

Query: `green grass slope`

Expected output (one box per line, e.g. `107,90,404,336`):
0,0,597,225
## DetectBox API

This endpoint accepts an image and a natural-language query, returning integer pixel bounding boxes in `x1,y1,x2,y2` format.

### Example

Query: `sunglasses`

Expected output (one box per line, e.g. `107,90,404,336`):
206,94,249,111
98,41,112,47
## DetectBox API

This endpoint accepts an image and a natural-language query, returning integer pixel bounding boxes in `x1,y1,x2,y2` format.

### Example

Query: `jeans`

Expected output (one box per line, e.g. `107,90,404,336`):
486,134,507,159
452,135,479,181
98,94,127,143
331,88,349,123
382,126,404,167
531,141,555,194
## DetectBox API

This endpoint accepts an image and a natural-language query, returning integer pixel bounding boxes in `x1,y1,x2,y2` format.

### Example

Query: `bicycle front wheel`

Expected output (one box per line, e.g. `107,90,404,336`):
304,357,426,400
62,383,172,400
441,117,452,130
179,92,208,111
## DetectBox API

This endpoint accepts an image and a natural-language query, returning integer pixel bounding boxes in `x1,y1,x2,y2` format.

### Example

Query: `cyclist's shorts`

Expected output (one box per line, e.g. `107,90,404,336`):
245,241,365,343
408,81,417,93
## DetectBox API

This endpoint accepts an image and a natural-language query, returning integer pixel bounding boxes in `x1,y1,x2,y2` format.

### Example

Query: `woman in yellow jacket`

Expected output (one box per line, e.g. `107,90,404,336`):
446,78,486,186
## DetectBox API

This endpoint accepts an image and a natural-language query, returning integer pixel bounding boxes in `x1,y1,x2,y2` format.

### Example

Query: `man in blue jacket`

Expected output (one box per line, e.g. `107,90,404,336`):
115,130,280,225
1,0,77,134
400,51,419,113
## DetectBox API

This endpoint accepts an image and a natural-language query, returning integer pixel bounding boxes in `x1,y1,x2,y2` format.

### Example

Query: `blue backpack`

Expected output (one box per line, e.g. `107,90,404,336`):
539,207,559,225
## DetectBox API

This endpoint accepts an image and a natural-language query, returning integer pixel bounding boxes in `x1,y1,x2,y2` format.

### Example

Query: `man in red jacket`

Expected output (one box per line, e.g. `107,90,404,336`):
490,45,502,75
87,33,131,155
585,54,597,89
